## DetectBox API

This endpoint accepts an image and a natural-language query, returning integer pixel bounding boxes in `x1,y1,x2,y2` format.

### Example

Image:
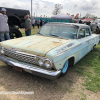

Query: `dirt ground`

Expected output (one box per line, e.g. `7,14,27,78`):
0,61,100,100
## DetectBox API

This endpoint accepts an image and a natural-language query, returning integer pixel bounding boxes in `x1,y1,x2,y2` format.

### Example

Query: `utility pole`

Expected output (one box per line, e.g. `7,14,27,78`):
31,0,32,19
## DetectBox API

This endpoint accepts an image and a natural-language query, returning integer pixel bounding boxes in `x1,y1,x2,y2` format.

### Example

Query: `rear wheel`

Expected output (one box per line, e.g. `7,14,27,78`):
9,27,22,39
91,46,94,52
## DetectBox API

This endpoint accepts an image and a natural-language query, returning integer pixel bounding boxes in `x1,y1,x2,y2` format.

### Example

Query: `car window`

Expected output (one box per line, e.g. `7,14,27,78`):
94,19,100,23
98,19,100,23
85,28,90,36
78,28,85,39
39,26,51,35
94,20,97,23
50,26,60,34
38,23,79,39
60,27,77,39
95,19,97,22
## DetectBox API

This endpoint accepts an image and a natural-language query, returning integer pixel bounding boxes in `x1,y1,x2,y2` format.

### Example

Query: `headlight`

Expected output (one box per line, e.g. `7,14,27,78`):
44,59,52,69
37,58,44,67
37,57,53,69
0,46,5,54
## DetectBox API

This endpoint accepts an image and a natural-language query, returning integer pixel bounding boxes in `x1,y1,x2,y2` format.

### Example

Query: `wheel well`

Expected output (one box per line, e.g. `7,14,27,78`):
9,27,22,39
68,57,74,67
94,44,96,46
8,15,21,28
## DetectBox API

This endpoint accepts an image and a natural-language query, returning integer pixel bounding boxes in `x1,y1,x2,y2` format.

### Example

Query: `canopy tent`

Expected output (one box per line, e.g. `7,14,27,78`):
82,18,94,21
66,13,76,21
51,13,72,20
66,14,77,22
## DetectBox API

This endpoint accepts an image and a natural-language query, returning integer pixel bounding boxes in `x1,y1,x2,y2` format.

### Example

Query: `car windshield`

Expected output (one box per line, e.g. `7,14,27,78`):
97,19,100,23
37,23,79,39
94,19,100,23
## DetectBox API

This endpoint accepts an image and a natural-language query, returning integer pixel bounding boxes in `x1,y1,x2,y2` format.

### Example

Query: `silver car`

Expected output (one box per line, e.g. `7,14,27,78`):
90,19,100,34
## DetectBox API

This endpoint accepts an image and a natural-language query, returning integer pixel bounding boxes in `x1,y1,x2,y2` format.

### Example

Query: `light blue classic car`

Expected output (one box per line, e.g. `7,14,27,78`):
0,23,99,79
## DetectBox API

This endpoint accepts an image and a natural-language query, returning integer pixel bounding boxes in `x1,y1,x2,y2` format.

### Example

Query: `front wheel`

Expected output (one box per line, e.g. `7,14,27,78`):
9,27,22,39
60,60,69,76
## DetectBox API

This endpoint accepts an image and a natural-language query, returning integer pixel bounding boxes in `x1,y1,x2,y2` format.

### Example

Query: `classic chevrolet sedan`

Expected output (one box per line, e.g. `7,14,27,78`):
0,23,99,79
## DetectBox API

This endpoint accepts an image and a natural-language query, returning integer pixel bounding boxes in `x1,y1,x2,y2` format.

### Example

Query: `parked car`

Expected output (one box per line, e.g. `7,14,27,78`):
0,23,99,79
90,19,100,34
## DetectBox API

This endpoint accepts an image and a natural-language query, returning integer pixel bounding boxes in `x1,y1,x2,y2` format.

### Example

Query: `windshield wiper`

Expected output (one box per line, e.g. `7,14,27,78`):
49,34,59,37
37,32,43,35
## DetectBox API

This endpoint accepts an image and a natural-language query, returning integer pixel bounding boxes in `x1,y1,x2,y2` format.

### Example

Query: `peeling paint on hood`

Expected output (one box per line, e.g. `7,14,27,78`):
1,35,72,56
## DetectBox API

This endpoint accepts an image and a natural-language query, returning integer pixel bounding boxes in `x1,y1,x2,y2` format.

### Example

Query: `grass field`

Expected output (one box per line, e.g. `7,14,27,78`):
74,43,100,93
19,26,40,36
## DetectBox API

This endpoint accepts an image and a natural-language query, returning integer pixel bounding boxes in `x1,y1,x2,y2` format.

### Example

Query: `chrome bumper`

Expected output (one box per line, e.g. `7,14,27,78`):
0,55,61,80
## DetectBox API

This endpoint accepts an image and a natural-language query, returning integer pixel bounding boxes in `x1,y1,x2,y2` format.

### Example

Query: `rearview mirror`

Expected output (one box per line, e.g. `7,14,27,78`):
81,29,85,32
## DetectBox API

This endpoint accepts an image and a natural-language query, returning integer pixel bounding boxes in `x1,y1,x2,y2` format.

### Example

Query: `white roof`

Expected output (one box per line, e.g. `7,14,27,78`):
51,13,72,20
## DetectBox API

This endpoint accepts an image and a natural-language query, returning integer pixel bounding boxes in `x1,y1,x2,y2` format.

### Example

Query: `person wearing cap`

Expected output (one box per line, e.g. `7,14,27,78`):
32,18,35,29
37,18,40,29
0,8,10,41
24,13,32,36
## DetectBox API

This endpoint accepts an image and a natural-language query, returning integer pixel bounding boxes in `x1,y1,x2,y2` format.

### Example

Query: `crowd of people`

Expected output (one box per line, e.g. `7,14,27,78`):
32,18,47,29
77,19,91,26
0,7,47,42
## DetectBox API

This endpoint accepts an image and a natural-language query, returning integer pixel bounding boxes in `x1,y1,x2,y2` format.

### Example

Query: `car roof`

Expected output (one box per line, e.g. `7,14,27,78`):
46,22,90,28
95,19,100,20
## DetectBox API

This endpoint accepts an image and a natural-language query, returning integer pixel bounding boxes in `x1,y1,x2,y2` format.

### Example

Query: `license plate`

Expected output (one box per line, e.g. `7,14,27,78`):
13,66,22,72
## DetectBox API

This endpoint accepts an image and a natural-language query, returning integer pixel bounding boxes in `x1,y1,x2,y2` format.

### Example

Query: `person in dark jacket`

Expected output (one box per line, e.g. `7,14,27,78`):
37,19,40,29
79,20,82,24
0,8,10,41
86,21,91,26
40,19,43,28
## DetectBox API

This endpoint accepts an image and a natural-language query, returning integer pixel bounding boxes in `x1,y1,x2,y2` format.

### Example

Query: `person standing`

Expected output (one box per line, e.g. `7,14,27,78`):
32,18,35,28
40,19,43,28
86,21,91,26
79,20,82,24
24,13,32,36
37,19,40,29
0,8,10,41
42,20,45,26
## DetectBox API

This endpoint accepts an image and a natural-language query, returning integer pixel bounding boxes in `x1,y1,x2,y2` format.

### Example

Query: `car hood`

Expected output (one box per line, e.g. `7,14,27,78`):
0,35,72,56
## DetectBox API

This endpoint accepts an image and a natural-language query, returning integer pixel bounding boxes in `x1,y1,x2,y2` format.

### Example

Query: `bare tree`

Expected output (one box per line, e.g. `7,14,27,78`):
52,4,63,15
85,13,92,18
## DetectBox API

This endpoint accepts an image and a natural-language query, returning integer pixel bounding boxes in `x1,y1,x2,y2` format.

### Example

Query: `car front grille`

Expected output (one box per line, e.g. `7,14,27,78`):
4,47,37,64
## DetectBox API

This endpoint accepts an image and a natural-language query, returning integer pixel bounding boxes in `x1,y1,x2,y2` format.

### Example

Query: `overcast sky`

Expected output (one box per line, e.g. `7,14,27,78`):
0,0,100,17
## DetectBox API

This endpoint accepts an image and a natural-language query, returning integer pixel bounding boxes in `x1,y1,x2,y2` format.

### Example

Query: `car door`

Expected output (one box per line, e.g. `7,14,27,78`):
85,28,94,52
77,28,89,59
